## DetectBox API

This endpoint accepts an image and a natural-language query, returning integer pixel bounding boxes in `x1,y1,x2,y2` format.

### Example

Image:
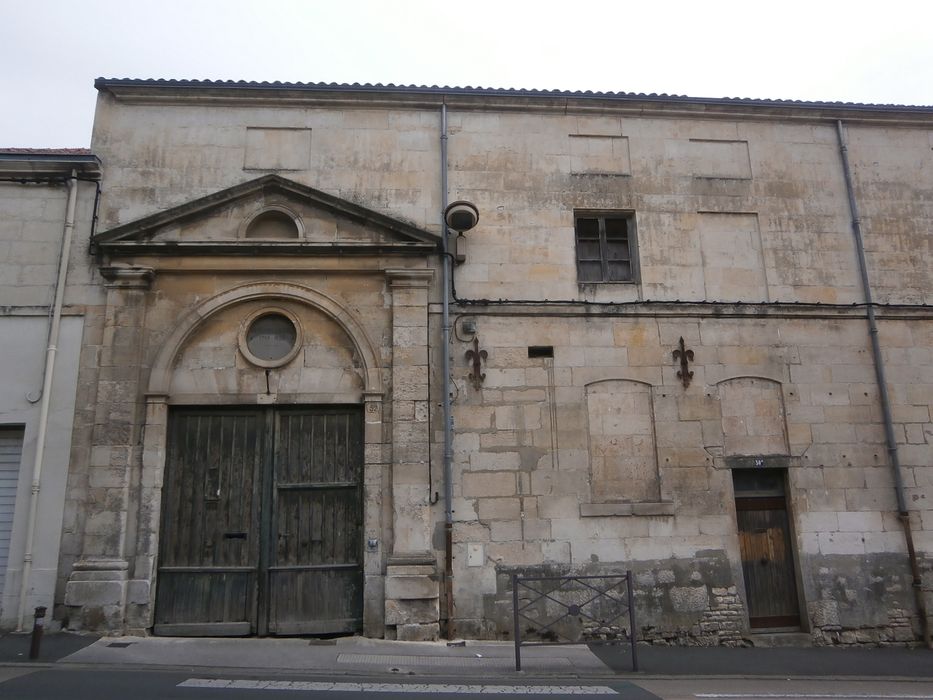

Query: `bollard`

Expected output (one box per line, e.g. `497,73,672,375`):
29,606,46,660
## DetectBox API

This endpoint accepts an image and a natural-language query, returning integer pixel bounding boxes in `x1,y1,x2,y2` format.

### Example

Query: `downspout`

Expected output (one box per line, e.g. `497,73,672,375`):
835,120,931,649
16,171,79,631
440,103,455,637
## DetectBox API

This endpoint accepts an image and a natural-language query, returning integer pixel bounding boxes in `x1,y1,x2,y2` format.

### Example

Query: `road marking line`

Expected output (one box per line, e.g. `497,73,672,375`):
696,695,933,699
179,678,618,694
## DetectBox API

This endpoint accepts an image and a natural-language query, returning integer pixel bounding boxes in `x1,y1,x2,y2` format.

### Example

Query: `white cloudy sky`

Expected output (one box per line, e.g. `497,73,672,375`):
3,0,932,147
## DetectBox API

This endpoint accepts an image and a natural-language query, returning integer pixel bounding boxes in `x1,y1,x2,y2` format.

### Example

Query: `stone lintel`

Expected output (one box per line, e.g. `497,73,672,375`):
100,266,155,289
723,454,794,470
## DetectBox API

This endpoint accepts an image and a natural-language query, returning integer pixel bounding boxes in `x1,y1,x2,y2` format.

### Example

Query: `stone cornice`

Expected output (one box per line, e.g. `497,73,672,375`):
434,301,933,321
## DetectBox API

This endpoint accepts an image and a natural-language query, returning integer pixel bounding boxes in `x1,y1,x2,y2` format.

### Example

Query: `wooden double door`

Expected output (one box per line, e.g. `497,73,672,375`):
154,406,363,636
733,468,801,629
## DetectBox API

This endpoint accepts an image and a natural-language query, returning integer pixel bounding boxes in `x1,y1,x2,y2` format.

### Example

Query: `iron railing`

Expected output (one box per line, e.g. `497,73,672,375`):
511,571,637,672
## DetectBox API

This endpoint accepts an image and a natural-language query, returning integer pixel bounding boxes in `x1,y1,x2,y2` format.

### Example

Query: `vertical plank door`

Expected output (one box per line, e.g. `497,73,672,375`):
735,488,801,629
265,407,363,635
154,409,265,636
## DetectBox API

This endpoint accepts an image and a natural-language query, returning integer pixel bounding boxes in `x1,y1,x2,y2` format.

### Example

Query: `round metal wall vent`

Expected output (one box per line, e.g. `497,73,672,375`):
238,308,302,368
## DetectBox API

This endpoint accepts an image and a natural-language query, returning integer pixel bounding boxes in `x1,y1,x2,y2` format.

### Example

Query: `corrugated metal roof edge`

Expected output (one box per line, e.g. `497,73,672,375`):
94,77,933,113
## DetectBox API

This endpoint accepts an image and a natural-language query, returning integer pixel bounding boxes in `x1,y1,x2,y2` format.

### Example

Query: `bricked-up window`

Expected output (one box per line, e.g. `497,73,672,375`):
574,212,637,283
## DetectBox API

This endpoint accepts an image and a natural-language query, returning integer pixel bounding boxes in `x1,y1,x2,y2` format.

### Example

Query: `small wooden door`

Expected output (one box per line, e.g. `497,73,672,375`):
154,406,362,636
733,469,801,629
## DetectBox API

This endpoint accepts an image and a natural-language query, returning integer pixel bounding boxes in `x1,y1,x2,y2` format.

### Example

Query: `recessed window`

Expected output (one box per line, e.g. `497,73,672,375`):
238,309,302,368
574,212,637,283
244,210,300,239
528,346,554,358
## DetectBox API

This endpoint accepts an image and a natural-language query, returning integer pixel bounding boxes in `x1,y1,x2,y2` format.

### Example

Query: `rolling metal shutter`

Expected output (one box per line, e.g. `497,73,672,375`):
0,427,25,598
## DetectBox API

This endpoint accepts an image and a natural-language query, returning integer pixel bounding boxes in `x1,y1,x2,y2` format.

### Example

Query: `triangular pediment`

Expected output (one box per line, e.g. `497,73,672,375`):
92,174,440,256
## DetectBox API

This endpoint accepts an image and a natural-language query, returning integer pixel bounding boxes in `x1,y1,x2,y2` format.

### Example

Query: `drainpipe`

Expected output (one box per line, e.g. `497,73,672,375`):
16,171,79,631
440,103,455,637
836,120,931,649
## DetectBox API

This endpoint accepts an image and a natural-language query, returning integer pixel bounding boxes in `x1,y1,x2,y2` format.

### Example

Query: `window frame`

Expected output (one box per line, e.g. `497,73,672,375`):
573,210,639,284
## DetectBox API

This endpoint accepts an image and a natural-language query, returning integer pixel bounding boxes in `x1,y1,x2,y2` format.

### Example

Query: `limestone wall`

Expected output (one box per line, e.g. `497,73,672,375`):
64,86,933,643
433,312,932,644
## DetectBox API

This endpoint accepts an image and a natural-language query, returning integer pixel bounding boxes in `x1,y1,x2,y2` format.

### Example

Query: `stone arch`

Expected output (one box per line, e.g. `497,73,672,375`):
716,376,789,457
137,281,386,633
239,204,304,240
148,281,382,396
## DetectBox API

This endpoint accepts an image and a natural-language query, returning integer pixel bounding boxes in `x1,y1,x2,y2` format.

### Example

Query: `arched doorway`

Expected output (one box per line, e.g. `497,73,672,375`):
155,405,363,636
143,282,384,636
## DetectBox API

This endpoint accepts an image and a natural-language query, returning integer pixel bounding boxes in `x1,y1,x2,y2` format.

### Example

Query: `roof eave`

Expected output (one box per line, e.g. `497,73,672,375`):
93,78,933,122
0,153,102,180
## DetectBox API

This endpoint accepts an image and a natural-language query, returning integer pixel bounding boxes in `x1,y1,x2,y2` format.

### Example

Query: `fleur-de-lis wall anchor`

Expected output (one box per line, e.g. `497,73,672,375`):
672,336,695,389
465,336,488,390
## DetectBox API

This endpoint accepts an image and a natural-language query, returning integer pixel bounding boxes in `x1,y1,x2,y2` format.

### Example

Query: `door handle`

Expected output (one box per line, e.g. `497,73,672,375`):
224,532,248,540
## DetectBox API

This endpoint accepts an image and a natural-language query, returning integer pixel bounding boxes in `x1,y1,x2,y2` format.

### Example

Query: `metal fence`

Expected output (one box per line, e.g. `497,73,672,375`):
511,571,638,672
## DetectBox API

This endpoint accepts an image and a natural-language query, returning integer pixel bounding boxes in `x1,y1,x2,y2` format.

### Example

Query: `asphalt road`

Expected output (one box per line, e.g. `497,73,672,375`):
2,669,932,700
0,667,641,698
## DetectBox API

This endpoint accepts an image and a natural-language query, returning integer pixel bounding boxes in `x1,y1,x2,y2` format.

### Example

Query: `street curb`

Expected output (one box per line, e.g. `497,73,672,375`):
1,661,932,683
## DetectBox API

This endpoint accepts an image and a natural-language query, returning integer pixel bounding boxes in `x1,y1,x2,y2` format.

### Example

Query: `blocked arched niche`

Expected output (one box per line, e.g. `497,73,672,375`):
717,376,789,457
584,379,660,503
148,282,382,397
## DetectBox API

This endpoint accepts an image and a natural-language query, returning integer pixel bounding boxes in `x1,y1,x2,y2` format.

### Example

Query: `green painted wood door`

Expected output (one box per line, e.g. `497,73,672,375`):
154,407,363,636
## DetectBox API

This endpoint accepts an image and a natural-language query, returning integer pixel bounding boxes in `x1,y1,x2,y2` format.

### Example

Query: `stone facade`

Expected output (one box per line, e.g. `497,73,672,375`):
12,81,931,645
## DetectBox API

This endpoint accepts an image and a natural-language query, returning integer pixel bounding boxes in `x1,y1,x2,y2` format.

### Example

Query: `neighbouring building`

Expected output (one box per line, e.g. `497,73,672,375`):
0,149,101,629
4,80,931,646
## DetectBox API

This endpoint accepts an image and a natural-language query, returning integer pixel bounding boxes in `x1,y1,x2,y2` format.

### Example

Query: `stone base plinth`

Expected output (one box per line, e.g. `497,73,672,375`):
384,552,439,641
397,622,440,641
63,558,129,632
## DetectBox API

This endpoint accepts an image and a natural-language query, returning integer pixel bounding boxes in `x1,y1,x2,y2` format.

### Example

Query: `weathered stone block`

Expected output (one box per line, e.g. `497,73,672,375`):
396,622,439,641
385,597,439,625
462,471,516,498
125,579,150,605
477,497,522,521
670,586,710,612
469,451,521,472
64,580,125,607
385,575,439,600
385,564,435,576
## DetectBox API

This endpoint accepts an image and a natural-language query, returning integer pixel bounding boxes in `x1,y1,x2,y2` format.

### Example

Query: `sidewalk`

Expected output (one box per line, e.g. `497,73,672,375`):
1,632,931,679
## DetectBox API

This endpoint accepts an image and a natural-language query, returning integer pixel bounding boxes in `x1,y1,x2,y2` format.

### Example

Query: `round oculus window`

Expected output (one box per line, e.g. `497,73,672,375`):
239,309,302,368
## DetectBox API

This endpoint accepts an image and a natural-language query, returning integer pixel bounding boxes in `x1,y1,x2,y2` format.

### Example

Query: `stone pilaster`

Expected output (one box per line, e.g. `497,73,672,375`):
362,390,388,638
384,268,439,640
125,393,168,632
64,266,153,632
